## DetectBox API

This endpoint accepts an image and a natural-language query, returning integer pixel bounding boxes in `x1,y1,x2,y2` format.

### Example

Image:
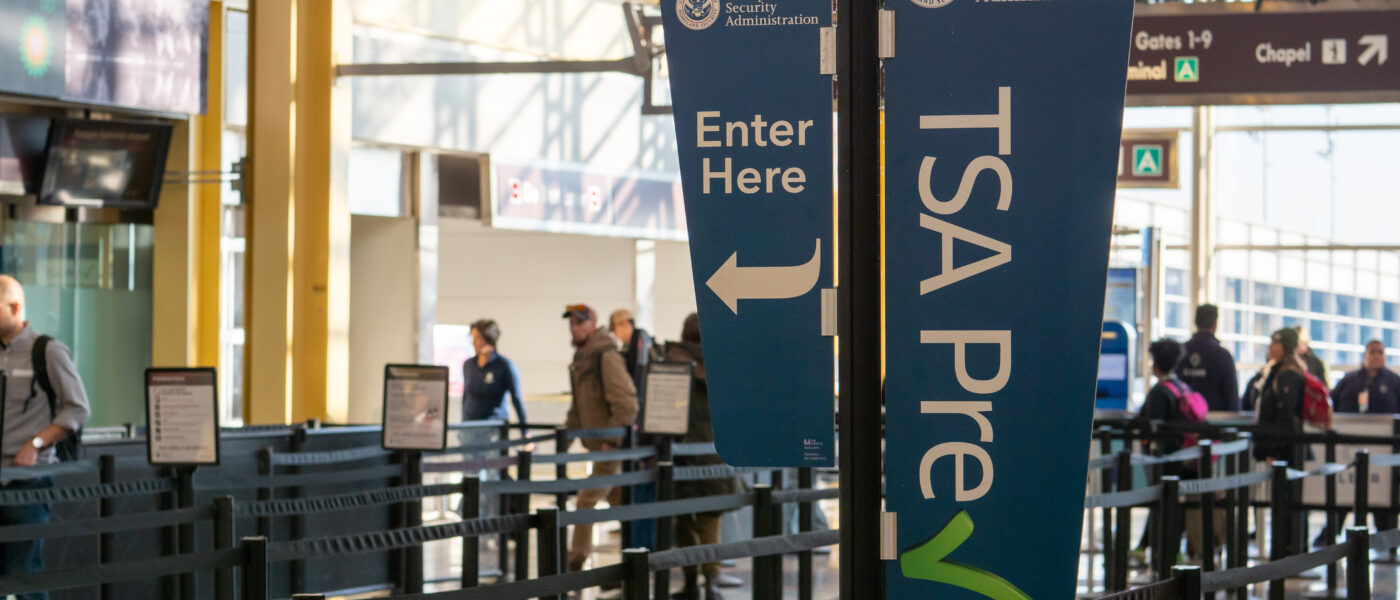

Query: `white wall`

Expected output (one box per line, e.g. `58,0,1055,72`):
437,218,696,395
349,215,420,424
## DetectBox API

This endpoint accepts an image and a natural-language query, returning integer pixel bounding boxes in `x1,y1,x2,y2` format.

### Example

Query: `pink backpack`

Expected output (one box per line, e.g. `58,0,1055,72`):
1163,380,1209,423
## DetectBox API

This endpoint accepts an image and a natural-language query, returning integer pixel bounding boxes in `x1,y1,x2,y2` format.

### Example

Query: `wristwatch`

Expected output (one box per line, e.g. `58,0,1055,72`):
29,436,43,450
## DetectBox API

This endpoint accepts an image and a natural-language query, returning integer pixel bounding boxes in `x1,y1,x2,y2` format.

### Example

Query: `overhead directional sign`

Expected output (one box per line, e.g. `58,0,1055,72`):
1118,130,1179,189
661,0,834,467
1127,5,1400,105
884,1,1134,598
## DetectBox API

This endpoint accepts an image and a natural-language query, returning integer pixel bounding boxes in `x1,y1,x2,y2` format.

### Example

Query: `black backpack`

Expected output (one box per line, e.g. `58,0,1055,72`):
28,335,84,462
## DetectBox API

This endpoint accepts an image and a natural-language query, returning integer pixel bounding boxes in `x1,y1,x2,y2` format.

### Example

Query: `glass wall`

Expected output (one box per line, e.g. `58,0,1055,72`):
2,221,154,427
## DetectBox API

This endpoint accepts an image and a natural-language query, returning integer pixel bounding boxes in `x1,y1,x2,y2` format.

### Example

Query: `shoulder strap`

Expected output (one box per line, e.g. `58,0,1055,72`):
31,335,56,418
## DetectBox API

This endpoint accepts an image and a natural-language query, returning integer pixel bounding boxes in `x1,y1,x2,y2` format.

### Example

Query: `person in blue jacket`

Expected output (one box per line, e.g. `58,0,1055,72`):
1176,304,1241,411
462,319,527,426
1331,340,1400,414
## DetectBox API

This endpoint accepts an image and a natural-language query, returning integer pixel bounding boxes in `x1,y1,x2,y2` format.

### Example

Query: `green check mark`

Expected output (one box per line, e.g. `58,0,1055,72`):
899,510,1033,600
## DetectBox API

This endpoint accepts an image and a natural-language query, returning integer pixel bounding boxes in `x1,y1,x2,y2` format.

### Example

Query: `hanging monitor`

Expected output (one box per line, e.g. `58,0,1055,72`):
39,118,172,209
0,115,52,197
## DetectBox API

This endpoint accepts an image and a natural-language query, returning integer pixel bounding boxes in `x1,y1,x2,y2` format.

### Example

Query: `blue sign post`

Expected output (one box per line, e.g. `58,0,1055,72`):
884,1,1134,598
661,0,835,467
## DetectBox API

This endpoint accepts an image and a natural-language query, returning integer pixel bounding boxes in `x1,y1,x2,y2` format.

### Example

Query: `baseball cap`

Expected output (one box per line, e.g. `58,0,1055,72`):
562,304,595,322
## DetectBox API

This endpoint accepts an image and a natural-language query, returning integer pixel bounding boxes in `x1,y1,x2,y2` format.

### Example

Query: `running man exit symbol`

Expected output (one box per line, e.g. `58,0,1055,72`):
1132,145,1163,177
1174,57,1199,82
1323,39,1347,65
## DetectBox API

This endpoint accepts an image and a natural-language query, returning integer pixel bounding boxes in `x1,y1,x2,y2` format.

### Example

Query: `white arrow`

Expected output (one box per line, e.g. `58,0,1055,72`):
706,240,822,315
1359,34,1388,66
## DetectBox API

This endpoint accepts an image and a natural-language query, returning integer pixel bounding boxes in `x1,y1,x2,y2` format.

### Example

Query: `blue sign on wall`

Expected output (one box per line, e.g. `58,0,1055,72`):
884,1,1134,597
661,0,834,467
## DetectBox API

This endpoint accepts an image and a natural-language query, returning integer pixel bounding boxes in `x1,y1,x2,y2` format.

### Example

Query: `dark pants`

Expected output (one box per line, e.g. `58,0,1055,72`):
0,477,53,600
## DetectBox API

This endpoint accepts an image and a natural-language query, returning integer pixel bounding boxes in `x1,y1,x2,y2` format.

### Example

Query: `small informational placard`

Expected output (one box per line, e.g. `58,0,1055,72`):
642,362,693,436
382,364,450,451
145,368,220,466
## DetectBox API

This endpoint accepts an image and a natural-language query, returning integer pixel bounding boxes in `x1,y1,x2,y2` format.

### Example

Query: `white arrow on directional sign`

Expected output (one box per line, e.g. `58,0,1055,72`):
1359,34,1389,66
706,240,821,315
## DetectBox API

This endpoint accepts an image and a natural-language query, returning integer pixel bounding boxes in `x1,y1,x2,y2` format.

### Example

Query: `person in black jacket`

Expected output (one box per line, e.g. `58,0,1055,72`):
1177,304,1241,411
1133,339,1197,560
1255,327,1310,557
1331,340,1400,415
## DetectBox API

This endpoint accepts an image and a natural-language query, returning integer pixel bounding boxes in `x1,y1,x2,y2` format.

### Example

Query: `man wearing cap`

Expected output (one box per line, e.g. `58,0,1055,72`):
561,304,639,571
1177,304,1241,411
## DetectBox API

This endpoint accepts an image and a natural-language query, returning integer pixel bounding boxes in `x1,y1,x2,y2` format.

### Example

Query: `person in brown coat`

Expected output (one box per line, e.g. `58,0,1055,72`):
667,313,741,600
562,303,640,570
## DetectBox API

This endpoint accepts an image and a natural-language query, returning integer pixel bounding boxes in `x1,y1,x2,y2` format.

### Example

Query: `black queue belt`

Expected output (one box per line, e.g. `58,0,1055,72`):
534,447,656,465
194,463,407,491
422,455,518,474
483,469,657,495
560,493,754,526
772,487,840,504
1085,484,1164,510
648,530,840,571
0,504,215,543
1201,543,1350,593
1178,469,1273,496
2,458,102,479
267,514,534,561
268,444,393,466
674,464,767,481
0,547,243,596
0,478,173,506
235,483,461,518
429,433,555,458
378,565,628,600
672,442,718,457
565,427,629,441
1286,461,1353,481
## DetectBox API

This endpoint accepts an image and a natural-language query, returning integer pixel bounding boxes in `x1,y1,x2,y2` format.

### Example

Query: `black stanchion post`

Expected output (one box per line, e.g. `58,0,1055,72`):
406,450,424,593
620,428,636,549
162,467,179,599
1198,441,1217,585
1156,476,1180,579
1173,565,1202,600
656,461,675,600
388,451,406,591
99,454,116,600
243,536,269,600
1355,449,1371,531
124,422,136,438
460,477,480,588
177,466,197,600
214,496,236,600
515,450,534,583
1233,432,1252,600
1099,425,1116,591
555,426,570,513
1220,428,1239,585
1268,462,1290,600
536,507,562,600
256,447,273,538
754,484,779,600
1325,431,1339,597
799,467,814,600
1113,450,1132,592
290,427,308,594
622,548,651,600
1345,526,1370,598
835,0,884,596
498,423,512,578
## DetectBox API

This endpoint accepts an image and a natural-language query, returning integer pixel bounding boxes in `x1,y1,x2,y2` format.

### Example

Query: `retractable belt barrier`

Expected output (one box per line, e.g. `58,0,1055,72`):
0,478,172,505
533,446,656,465
430,433,556,458
559,492,754,526
2,459,101,479
565,427,629,441
1085,484,1164,510
671,442,718,457
235,483,461,518
647,530,840,571
0,504,215,542
483,469,656,495
1176,469,1272,496
268,445,393,466
421,455,518,473
0,547,243,596
194,463,406,491
1200,543,1349,593
267,514,535,561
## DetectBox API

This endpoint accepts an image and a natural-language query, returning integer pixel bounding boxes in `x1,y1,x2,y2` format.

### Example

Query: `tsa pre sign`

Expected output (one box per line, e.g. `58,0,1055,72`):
884,1,1133,598
662,0,834,467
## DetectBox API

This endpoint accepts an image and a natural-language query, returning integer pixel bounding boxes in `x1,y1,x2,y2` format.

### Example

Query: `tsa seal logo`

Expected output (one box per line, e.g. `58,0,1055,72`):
677,0,720,30
910,0,953,7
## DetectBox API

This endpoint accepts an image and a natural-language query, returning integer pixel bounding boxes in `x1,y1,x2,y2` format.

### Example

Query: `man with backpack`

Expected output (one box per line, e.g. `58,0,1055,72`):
1134,338,1212,563
0,275,90,597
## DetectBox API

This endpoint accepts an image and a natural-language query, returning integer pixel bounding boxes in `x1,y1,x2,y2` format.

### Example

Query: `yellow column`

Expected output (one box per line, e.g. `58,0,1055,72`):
151,3,223,368
247,0,351,424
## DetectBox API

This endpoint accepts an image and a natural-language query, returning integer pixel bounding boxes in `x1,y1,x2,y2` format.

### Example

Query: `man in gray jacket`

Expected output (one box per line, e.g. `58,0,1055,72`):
0,275,91,598
562,303,638,571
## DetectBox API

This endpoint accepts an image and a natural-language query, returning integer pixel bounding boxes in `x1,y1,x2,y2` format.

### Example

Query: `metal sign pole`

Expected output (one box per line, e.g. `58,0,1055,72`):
837,0,884,598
